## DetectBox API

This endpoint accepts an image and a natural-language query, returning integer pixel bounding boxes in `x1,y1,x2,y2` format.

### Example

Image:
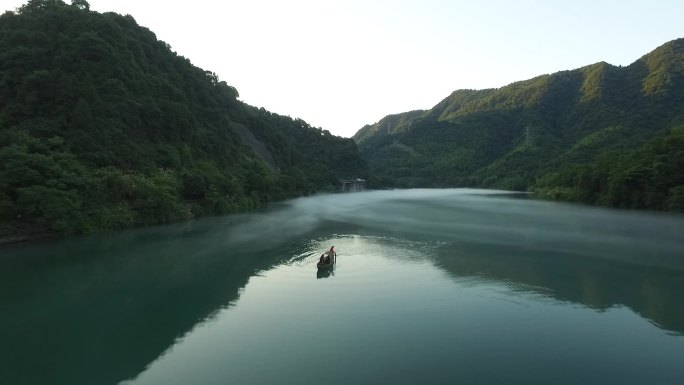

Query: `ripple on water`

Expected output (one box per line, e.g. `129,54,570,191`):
240,234,458,319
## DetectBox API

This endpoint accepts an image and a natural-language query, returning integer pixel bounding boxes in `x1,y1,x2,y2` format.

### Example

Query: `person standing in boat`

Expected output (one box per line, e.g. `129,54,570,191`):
329,246,335,256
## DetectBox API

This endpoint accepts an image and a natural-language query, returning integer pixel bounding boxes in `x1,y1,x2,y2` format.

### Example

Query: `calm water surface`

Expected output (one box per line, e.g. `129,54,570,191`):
1,189,683,385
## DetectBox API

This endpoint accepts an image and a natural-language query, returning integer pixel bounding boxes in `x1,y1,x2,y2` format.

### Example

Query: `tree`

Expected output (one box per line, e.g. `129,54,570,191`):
19,0,67,13
71,0,89,10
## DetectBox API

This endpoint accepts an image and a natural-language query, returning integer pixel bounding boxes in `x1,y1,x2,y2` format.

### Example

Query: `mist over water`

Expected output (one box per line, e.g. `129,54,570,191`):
1,189,683,385
237,189,684,269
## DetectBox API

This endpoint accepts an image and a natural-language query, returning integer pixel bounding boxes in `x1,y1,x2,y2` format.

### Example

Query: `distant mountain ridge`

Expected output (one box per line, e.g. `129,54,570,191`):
354,38,684,211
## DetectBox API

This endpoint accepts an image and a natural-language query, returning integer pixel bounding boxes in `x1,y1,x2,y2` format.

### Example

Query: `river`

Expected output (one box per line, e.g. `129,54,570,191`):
1,189,683,385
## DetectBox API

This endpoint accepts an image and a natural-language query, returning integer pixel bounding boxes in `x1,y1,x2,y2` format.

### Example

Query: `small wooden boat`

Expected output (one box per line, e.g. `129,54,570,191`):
317,251,336,269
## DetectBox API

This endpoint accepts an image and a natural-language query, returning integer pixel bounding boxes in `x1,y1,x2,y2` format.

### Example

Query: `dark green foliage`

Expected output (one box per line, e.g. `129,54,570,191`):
355,39,684,211
0,2,368,236
533,126,684,211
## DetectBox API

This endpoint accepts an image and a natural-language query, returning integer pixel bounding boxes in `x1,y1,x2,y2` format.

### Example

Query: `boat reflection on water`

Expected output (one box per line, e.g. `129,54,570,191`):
316,267,335,279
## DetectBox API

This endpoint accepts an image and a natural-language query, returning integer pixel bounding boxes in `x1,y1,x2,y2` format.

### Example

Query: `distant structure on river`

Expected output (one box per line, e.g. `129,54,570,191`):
340,178,366,192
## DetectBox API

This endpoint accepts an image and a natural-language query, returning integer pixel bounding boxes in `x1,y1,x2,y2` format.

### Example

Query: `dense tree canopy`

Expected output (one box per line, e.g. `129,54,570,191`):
354,39,684,211
0,1,368,237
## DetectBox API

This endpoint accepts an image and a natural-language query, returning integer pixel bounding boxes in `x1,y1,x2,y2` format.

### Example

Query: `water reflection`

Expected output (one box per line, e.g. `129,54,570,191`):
124,233,684,385
1,189,683,385
316,267,335,279
0,217,297,385
431,242,684,335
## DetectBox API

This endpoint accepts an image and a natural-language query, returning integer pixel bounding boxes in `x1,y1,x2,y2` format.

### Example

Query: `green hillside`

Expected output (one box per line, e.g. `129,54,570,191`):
354,39,684,211
0,0,368,238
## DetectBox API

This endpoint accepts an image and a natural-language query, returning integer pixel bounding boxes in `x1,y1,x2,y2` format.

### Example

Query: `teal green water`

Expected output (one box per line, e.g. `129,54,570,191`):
1,189,683,385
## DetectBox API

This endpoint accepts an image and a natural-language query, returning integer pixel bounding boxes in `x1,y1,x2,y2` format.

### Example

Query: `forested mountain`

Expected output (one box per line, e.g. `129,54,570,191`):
0,0,368,238
354,39,684,211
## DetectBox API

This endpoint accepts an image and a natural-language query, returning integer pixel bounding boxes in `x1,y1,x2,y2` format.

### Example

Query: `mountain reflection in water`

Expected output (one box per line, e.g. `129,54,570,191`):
1,189,682,385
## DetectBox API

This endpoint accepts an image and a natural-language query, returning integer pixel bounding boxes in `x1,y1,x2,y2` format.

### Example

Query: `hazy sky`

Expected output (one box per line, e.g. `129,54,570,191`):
3,0,683,137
